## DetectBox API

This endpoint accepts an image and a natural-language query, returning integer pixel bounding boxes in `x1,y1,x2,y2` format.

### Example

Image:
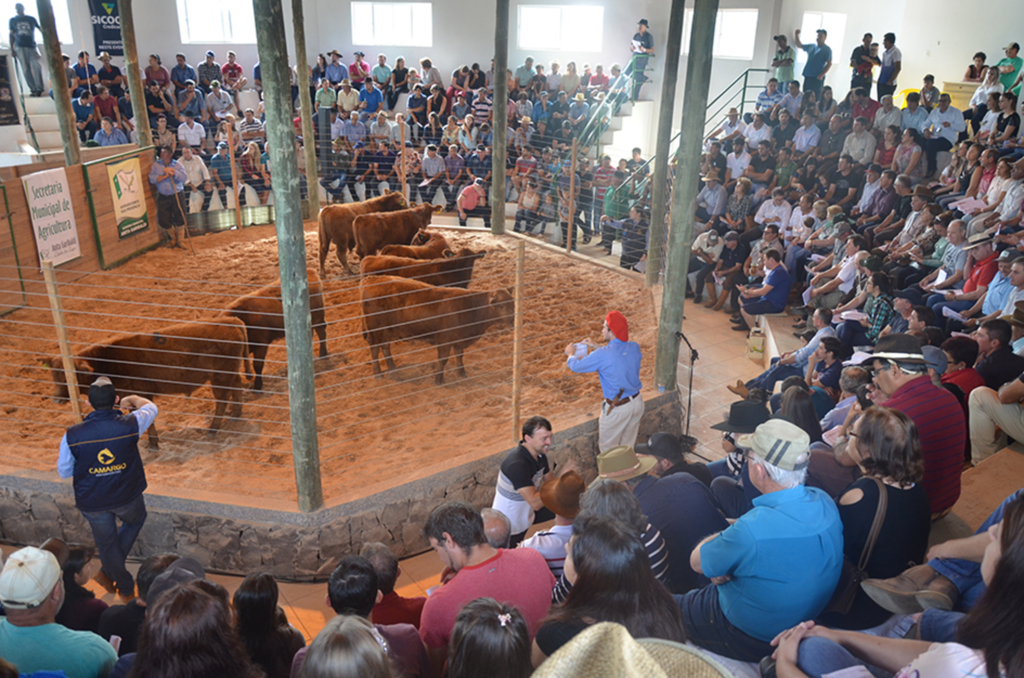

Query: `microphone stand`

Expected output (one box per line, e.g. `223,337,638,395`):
675,330,699,438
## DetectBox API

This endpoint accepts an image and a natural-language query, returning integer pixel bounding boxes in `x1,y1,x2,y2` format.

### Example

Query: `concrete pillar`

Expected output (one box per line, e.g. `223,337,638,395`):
646,0,686,286
36,0,79,165
654,0,719,392
253,0,324,512
117,0,152,148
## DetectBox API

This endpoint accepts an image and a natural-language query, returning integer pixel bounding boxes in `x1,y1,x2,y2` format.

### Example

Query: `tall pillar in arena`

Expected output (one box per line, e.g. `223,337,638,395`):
646,0,686,286
654,0,719,392
117,0,152,148
490,0,509,234
291,0,320,215
253,0,324,512
36,0,79,165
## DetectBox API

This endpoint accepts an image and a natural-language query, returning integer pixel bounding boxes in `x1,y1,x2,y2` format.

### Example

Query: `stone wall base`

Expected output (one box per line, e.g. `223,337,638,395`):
0,390,680,581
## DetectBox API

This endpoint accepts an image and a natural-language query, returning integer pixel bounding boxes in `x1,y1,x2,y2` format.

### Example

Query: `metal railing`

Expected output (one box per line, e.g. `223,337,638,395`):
575,52,654,156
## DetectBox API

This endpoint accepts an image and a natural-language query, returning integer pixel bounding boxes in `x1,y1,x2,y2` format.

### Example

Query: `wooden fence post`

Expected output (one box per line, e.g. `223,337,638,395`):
42,260,82,423
565,138,578,255
399,123,407,201
511,240,524,443
226,116,244,228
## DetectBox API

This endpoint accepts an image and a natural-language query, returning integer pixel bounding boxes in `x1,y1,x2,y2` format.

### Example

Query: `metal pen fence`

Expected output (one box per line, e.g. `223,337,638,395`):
0,228,657,508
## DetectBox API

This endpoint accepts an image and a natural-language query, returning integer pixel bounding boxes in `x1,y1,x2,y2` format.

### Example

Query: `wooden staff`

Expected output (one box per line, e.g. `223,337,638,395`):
511,240,524,443
566,137,578,255
226,114,243,228
399,121,407,200
42,260,82,423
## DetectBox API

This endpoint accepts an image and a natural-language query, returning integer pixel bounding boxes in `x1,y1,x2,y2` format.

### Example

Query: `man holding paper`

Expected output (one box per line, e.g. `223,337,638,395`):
802,235,868,331
924,233,998,320
946,250,1023,333
898,220,968,305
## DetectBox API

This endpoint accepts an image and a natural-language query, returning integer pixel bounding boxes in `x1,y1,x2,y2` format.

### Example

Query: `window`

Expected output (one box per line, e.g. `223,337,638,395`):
517,5,603,53
683,9,759,61
176,0,257,45
796,11,846,79
351,3,432,47
0,0,73,48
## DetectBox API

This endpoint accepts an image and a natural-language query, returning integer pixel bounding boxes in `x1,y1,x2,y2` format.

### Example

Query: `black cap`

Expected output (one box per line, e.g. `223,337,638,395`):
638,18,649,26
146,557,205,606
710,400,771,433
773,34,787,41
87,376,116,409
866,163,883,174
635,432,685,463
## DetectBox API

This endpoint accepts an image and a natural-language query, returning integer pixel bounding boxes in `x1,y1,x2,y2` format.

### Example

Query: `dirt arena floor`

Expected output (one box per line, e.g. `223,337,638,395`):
0,223,657,509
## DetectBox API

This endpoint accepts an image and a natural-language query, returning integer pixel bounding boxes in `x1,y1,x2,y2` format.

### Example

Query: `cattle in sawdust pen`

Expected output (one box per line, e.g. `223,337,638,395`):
352,203,440,260
222,268,331,391
45,317,253,447
317,191,407,276
359,248,486,289
360,275,514,384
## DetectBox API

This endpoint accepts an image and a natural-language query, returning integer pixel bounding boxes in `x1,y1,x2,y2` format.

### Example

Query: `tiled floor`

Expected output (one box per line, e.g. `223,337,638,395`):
0,295,760,645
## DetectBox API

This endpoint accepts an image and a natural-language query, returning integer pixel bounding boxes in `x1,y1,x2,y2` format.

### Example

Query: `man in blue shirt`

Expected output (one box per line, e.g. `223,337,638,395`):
57,376,159,599
148,146,189,248
93,116,128,146
71,90,97,141
73,50,98,96
564,310,644,452
170,53,197,92
734,249,792,331
681,419,844,661
209,141,234,209
325,50,346,85
359,80,384,122
794,28,832,95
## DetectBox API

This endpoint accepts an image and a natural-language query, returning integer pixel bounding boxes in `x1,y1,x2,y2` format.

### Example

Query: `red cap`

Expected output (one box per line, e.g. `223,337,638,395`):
605,311,629,342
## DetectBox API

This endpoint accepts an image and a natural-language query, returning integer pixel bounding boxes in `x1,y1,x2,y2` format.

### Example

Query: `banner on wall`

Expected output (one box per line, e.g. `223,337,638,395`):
22,168,81,267
0,57,21,126
106,157,149,238
88,0,123,57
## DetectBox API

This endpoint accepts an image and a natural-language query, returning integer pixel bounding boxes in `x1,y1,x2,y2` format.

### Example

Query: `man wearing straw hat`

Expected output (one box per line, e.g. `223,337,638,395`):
520,470,585,578
56,377,157,601
681,419,843,662
0,546,118,675
565,311,644,453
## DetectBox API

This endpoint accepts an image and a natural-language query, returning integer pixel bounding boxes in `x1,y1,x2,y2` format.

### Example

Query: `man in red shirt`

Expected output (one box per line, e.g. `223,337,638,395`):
349,51,370,90
361,541,425,628
940,335,986,401
219,50,247,107
870,334,966,518
457,178,490,228
850,87,880,121
419,501,556,676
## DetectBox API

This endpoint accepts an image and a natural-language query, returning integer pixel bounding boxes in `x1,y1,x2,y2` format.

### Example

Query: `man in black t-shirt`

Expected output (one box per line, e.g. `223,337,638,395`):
826,155,861,210
491,416,578,546
9,4,43,96
745,141,777,204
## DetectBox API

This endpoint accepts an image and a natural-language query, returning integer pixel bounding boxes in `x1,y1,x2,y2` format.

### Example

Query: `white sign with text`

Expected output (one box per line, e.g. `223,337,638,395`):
23,167,81,266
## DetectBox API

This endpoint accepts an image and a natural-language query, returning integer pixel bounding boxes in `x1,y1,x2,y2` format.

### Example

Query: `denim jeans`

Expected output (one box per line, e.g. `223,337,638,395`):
919,609,965,643
747,357,805,394
796,637,893,678
930,488,1023,610
80,493,147,596
676,585,776,662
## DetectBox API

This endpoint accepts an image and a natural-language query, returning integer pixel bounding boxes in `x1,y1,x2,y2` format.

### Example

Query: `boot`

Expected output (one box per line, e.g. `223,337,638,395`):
93,570,117,595
727,380,749,398
860,564,959,615
712,290,727,311
173,226,186,249
704,286,718,308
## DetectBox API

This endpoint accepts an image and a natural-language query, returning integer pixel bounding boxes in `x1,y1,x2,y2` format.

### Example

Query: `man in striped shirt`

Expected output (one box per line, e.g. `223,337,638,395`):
870,334,966,517
519,471,585,578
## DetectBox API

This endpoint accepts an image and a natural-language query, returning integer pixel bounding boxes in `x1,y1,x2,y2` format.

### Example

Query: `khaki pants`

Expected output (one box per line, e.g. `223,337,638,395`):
968,387,1024,464
598,395,645,452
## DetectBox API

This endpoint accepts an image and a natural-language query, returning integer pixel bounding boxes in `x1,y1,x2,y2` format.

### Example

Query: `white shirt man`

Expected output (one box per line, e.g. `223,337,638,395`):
873,96,901,132
179,147,210,188
744,115,773,153
855,166,883,215
792,115,821,156
177,116,206,151
922,97,967,146
725,145,752,184
754,190,792,229
842,118,877,166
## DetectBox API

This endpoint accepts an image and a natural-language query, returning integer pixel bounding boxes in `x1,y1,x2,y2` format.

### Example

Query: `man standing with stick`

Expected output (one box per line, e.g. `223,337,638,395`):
565,311,644,452
56,377,158,601
148,146,188,249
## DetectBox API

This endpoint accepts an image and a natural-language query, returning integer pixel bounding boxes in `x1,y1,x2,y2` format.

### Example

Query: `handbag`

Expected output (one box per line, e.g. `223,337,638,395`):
825,477,888,615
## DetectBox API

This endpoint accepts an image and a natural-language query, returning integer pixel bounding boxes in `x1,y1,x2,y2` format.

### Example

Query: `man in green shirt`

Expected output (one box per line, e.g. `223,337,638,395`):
598,169,631,253
996,42,1022,92
772,35,796,85
0,547,118,678
315,77,337,110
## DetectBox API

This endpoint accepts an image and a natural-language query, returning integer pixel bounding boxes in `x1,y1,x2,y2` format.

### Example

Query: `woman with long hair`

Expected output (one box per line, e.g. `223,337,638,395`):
772,496,1024,677
816,86,837,127
893,128,924,182
723,177,753,232
423,111,443,148
387,57,409,111
449,598,531,678
561,61,581,98
817,407,931,630
874,125,899,167
532,514,687,666
127,582,264,678
233,573,306,678
299,616,392,678
239,141,269,205
54,543,107,633
780,387,824,444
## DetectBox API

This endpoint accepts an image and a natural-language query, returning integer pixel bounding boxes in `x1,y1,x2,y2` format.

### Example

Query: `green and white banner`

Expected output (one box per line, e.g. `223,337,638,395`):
107,157,149,238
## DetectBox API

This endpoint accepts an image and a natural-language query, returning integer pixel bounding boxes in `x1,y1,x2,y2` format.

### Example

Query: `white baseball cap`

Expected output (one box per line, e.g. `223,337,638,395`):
0,547,61,609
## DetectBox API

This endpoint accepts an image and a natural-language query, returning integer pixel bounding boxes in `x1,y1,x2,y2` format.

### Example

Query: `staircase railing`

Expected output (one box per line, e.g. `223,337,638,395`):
575,52,654,156
8,51,40,153
604,68,770,210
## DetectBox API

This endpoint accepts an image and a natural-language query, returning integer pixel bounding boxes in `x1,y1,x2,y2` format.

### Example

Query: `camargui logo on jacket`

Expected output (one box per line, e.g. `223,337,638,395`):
90,448,127,475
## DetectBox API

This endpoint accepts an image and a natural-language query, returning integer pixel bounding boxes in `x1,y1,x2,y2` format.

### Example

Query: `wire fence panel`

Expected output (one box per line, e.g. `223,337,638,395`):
0,223,659,508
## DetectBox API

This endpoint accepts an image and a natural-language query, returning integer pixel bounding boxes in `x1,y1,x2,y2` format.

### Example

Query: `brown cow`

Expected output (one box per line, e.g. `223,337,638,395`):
360,275,513,384
379,230,451,259
45,317,253,447
359,248,485,289
318,191,407,276
223,268,331,391
352,203,438,260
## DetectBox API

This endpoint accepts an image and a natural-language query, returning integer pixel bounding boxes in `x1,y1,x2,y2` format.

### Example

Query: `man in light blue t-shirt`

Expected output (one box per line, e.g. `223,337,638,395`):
0,547,118,678
794,28,833,96
679,420,844,662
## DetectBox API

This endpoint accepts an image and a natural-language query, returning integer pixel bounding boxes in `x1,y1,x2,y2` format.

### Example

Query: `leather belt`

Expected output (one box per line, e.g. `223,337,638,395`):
604,391,640,414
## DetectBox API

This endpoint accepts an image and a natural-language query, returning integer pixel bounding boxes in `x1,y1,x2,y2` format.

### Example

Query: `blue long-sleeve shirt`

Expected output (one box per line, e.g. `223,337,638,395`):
57,404,158,478
149,157,188,195
566,337,642,399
